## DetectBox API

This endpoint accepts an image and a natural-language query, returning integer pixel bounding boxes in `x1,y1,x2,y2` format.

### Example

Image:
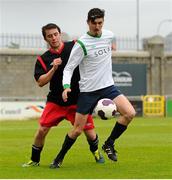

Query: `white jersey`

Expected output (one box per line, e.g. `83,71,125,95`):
63,29,115,92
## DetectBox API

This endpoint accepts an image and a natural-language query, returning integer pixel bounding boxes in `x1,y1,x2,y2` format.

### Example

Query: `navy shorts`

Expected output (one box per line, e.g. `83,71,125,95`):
77,85,121,114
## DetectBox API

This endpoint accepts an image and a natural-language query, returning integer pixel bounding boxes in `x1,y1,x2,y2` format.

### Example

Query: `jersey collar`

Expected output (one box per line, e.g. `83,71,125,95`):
87,31,102,38
49,42,65,54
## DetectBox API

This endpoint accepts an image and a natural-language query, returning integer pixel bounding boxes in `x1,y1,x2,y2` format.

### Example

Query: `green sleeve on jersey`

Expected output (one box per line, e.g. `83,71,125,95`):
77,40,87,56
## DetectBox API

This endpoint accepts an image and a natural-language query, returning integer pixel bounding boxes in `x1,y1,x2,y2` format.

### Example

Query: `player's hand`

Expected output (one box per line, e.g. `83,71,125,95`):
52,58,62,71
62,88,71,102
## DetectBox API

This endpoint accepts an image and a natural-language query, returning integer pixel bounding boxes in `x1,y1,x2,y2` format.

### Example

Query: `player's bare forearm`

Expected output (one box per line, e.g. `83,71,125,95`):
37,68,55,87
37,58,62,87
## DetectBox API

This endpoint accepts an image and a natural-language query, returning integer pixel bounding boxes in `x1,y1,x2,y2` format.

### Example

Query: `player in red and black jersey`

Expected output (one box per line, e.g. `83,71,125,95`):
35,40,80,107
22,23,104,168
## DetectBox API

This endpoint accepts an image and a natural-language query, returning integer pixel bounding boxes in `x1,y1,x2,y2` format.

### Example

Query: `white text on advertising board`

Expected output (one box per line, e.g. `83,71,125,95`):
112,71,133,87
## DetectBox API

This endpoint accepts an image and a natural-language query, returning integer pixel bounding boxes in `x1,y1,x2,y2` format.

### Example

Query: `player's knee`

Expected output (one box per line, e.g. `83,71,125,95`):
75,129,83,137
72,128,84,138
125,109,136,122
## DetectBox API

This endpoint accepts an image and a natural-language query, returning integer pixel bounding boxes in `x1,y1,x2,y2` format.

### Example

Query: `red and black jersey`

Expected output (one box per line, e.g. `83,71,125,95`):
34,41,80,106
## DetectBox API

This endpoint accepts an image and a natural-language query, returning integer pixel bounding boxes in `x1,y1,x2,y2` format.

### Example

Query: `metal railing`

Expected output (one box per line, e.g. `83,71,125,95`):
0,33,143,51
0,33,171,52
0,33,47,49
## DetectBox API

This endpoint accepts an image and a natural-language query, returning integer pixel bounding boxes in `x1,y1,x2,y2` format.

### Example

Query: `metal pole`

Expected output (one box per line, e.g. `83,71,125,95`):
136,0,140,51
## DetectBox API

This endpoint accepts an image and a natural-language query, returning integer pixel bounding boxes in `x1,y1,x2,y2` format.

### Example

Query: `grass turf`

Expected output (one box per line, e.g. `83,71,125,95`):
0,117,172,179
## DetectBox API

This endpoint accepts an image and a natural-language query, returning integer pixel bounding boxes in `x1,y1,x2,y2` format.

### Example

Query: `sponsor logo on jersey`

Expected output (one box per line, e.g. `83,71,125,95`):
94,46,110,57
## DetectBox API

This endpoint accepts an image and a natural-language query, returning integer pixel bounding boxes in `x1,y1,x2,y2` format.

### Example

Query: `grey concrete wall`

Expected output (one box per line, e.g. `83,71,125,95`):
0,47,172,98
0,49,48,99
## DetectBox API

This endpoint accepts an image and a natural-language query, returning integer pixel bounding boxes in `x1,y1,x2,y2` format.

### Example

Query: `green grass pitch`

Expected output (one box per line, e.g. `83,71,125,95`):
0,117,172,179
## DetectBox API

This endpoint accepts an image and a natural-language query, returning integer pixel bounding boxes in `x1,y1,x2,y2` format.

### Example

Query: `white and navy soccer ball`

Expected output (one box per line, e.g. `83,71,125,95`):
94,98,117,120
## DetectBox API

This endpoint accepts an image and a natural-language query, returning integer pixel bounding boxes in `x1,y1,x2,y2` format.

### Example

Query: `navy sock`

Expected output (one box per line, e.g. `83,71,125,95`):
87,134,98,152
31,145,43,163
54,134,76,162
105,122,127,146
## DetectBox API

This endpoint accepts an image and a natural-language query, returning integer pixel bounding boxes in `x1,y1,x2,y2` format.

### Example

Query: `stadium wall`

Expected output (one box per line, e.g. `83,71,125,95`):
112,51,172,95
0,37,172,119
0,49,172,98
0,48,48,98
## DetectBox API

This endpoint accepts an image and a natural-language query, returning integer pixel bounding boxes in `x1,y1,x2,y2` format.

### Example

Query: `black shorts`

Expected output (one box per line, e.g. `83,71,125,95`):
77,85,121,114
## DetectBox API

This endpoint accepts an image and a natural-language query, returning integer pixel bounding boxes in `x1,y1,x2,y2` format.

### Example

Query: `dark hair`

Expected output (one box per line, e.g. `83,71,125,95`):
87,8,105,22
42,23,61,39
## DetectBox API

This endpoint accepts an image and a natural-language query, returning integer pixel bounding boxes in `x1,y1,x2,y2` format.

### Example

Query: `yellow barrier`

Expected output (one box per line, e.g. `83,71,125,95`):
143,95,165,116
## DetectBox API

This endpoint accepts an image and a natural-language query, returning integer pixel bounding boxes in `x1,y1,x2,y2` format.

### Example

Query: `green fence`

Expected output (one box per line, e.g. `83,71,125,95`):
166,97,172,117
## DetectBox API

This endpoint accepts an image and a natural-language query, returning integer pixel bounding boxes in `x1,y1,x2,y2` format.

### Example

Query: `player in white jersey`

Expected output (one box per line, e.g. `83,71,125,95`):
51,8,136,167
63,29,114,92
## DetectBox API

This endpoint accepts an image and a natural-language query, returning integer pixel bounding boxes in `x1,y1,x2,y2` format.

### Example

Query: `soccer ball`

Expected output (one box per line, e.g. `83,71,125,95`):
94,98,117,120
